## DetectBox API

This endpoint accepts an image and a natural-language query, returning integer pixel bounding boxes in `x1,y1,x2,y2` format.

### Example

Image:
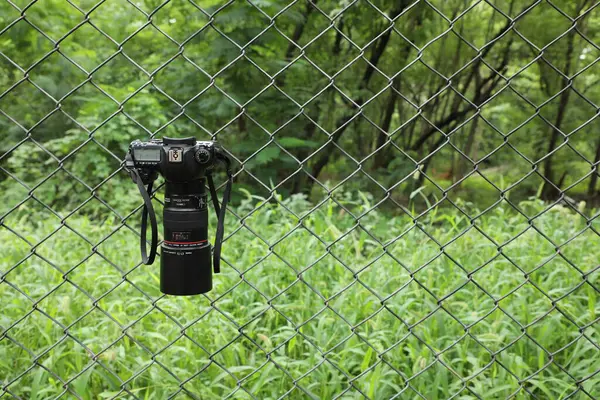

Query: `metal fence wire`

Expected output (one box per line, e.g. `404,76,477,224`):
1,0,600,398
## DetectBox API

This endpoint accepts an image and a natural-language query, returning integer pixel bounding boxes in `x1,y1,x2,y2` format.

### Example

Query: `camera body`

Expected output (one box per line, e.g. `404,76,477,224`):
125,137,230,296
126,136,220,183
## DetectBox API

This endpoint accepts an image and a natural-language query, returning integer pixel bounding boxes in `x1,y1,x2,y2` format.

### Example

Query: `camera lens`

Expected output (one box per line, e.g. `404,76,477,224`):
161,244,212,295
160,179,212,295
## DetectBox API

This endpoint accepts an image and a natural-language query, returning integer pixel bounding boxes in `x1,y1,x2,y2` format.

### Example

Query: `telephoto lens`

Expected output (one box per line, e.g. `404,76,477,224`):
161,178,212,295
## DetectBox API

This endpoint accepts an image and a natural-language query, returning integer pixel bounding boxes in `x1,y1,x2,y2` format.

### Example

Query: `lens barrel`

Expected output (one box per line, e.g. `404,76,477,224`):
160,179,212,295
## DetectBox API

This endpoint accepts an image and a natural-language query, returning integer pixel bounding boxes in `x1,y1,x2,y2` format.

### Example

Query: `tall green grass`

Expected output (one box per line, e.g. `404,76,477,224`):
1,193,599,399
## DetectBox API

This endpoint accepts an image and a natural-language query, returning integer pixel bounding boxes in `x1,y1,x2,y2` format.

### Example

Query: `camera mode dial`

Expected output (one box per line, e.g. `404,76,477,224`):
195,147,211,164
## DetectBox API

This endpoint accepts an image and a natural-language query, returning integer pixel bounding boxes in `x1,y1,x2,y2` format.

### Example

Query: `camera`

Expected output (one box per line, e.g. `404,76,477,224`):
125,137,232,296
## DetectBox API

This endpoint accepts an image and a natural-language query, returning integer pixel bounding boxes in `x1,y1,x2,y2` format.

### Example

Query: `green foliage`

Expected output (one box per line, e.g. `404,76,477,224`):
1,0,599,207
1,197,599,399
1,2,600,397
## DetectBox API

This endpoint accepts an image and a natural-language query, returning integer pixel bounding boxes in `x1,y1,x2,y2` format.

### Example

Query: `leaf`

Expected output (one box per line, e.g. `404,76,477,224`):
410,186,426,200
253,146,280,165
287,334,297,353
361,346,373,372
72,368,93,398
98,391,122,398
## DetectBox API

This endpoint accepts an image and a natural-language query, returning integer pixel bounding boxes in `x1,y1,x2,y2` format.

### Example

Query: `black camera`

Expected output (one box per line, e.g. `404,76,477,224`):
125,137,232,296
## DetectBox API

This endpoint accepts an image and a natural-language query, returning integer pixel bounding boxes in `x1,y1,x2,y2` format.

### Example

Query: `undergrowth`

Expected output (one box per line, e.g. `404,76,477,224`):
1,193,599,399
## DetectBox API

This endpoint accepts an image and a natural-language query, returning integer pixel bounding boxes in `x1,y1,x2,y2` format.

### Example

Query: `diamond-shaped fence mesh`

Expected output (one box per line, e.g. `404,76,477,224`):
1,0,600,398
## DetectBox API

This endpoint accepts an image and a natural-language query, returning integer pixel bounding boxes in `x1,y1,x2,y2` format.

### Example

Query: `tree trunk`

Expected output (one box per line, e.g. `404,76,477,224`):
457,112,479,183
414,134,448,191
541,1,590,199
588,137,600,197
373,80,400,169
541,45,575,199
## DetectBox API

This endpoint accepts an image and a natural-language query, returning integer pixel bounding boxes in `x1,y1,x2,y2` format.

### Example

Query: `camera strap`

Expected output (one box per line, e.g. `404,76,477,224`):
131,169,158,265
206,159,232,274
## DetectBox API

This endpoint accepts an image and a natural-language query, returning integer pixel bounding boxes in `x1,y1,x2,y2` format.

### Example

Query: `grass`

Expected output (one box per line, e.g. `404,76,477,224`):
0,192,599,399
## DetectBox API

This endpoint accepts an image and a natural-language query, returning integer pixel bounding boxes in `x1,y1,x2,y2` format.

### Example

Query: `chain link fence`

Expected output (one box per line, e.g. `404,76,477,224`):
1,0,600,398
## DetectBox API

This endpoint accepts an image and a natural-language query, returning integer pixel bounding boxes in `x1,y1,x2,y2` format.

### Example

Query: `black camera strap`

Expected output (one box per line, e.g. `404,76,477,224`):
206,166,232,274
131,169,158,265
